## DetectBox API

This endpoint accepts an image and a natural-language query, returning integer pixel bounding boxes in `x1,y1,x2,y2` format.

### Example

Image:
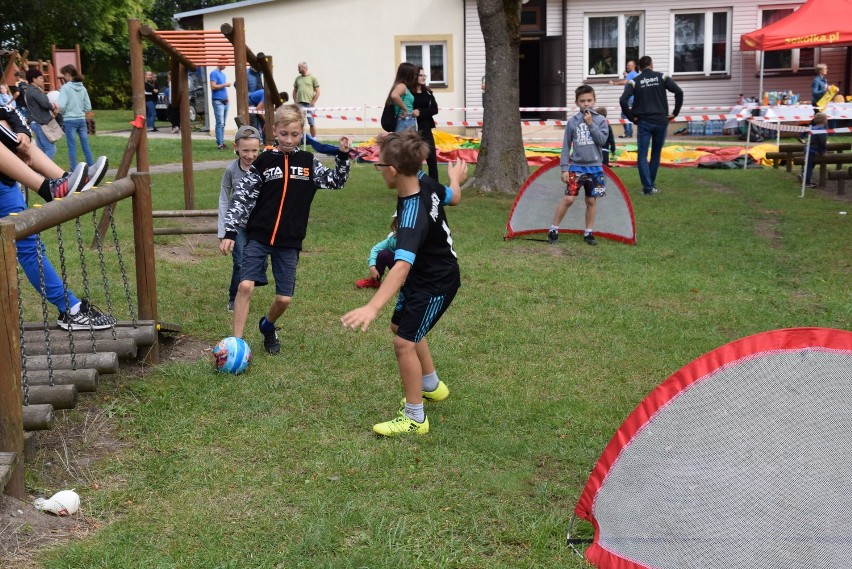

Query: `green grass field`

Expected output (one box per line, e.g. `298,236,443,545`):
18,135,852,567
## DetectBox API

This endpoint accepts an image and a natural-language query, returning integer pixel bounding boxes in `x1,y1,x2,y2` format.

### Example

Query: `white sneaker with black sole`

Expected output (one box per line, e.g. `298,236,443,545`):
80,156,109,192
57,299,117,330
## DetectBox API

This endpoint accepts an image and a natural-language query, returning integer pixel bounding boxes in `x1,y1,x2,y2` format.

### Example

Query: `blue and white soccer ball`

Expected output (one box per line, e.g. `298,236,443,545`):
213,336,251,374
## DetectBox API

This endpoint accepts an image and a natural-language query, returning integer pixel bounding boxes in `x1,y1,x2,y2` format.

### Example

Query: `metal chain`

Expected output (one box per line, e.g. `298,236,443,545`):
75,216,97,348
16,263,29,406
56,222,77,369
91,210,117,340
109,210,137,327
35,235,54,386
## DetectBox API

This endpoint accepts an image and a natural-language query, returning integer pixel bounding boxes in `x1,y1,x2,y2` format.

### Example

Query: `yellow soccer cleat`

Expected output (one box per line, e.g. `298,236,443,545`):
373,413,429,437
423,380,449,402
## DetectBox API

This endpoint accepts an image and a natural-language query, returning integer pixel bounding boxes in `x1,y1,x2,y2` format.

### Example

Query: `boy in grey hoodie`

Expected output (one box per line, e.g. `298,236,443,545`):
549,85,609,246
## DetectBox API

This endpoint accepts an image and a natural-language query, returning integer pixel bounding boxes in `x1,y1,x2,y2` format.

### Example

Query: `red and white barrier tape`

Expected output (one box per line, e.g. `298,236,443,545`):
309,112,749,127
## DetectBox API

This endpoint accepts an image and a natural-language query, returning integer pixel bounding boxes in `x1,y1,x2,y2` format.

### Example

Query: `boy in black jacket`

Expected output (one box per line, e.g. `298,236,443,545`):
220,104,351,354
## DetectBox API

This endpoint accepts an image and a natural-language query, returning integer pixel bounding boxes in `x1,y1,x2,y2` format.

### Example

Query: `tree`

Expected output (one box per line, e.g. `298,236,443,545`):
474,0,530,193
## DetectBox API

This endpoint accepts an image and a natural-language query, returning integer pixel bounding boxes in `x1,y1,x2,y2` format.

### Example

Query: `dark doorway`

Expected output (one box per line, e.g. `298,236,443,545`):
519,39,541,119
519,36,566,121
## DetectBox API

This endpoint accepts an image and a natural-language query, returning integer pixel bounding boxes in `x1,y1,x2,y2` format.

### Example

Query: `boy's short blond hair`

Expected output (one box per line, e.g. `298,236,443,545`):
813,112,828,125
274,103,305,128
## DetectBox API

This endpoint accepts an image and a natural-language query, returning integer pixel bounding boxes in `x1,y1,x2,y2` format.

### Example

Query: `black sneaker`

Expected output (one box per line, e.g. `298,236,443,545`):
57,299,116,330
227,300,234,312
49,163,88,198
259,317,280,354
805,182,817,188
642,187,660,195
548,229,558,244
80,155,109,192
583,233,597,246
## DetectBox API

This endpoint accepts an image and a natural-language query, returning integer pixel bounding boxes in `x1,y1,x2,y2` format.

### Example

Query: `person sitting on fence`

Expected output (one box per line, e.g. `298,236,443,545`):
0,107,108,197
596,106,616,166
0,144,116,331
798,112,828,189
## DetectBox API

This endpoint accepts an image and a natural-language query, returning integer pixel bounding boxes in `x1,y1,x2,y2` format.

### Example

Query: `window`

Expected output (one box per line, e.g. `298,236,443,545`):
584,13,643,78
760,7,816,71
403,42,447,86
671,9,731,75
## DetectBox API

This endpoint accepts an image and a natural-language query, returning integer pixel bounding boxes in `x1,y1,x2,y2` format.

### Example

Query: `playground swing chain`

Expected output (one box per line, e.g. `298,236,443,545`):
16,209,140,401
108,207,138,327
56,222,79,369
91,210,118,341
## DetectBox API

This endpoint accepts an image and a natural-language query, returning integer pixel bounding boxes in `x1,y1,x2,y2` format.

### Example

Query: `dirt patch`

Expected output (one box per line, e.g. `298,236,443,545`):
0,334,210,567
154,228,219,265
754,211,782,248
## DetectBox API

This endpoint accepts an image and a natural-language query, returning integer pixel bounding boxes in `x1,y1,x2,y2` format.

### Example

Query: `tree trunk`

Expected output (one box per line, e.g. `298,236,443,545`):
475,0,530,193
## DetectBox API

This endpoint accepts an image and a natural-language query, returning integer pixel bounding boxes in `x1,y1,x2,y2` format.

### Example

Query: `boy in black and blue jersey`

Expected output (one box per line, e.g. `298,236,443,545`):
342,129,467,437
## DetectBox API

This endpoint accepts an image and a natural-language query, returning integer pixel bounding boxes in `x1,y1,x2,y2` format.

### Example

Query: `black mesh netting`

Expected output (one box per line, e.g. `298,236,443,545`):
593,349,852,568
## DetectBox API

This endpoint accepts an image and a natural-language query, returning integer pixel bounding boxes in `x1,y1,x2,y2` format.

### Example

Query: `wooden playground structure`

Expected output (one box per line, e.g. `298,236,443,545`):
0,16,281,499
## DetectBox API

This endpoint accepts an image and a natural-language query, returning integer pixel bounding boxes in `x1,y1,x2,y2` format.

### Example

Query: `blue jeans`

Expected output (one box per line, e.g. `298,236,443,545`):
213,99,229,146
395,115,417,132
228,226,248,303
0,180,80,312
636,120,669,191
146,100,156,129
803,150,819,183
620,113,633,137
30,121,56,160
64,118,94,167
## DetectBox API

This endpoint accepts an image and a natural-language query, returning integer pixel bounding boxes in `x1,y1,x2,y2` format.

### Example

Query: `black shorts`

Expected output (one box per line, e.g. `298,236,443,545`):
391,283,459,343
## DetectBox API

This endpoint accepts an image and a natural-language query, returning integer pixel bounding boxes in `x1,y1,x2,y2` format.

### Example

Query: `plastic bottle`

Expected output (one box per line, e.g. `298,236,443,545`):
762,91,769,106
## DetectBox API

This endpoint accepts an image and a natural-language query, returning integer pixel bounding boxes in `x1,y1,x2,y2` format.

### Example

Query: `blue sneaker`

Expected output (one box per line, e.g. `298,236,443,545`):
259,317,280,354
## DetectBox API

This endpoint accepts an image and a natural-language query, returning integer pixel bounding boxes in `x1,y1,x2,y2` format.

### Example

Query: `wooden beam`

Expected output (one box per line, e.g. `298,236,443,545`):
139,25,197,71
131,173,159,364
231,17,249,129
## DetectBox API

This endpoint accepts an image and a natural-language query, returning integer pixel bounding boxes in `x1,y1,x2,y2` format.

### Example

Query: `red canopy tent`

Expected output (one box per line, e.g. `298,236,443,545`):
740,0,852,98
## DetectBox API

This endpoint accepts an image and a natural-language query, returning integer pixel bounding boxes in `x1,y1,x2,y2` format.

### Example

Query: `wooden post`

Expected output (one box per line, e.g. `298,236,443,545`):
179,63,195,210
232,17,249,129
0,221,25,498
131,173,159,364
91,123,143,248
129,19,149,174
264,55,275,143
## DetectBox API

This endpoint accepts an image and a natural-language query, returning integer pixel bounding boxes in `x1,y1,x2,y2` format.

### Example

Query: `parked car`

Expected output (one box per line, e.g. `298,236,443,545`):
155,71,207,123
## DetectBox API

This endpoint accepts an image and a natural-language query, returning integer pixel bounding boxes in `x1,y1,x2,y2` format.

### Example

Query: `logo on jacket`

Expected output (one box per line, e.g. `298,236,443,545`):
289,165,310,181
263,165,283,181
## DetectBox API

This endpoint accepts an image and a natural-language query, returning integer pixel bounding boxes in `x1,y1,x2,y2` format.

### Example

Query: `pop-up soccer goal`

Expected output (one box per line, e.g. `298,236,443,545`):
569,327,852,568
505,160,636,244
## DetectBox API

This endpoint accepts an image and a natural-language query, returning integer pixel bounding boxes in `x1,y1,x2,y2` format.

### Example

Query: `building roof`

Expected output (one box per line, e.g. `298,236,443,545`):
174,0,277,20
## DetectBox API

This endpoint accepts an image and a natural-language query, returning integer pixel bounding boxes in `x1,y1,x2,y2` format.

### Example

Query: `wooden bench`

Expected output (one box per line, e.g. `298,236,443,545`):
771,142,852,172
827,166,852,195
793,153,852,191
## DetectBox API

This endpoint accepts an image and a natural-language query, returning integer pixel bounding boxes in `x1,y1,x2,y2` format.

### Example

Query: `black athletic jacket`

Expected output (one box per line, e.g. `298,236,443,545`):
620,69,683,125
223,147,349,250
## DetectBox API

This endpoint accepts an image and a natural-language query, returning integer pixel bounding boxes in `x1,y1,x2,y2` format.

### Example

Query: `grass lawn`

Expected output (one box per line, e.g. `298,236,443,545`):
17,148,852,567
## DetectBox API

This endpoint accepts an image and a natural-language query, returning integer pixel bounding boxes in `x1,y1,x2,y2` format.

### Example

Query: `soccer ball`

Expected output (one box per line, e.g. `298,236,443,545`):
213,336,251,374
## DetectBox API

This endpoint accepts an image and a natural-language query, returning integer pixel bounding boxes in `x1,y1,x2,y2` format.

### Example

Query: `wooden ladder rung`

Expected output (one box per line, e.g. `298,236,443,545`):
0,452,19,490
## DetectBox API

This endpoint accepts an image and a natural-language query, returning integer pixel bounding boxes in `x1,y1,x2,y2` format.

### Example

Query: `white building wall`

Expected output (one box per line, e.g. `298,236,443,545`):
464,0,846,120
199,0,466,137
464,0,486,122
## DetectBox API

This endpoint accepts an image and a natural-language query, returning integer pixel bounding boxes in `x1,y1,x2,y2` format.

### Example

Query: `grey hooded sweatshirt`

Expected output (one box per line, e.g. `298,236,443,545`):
560,110,610,171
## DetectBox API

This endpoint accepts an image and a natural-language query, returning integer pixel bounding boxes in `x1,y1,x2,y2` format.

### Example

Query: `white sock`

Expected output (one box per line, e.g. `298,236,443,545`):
69,301,82,316
422,370,439,392
550,225,559,232
584,229,592,236
404,402,425,423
